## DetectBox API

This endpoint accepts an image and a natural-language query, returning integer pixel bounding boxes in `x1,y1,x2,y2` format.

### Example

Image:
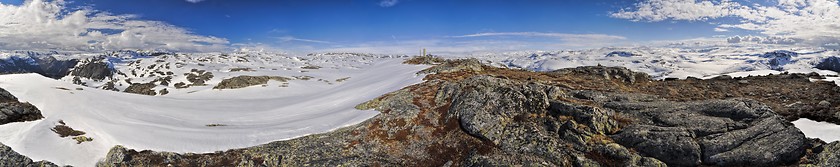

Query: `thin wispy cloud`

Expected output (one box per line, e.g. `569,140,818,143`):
186,0,205,3
275,36,332,44
612,0,840,47
453,32,627,41
0,0,228,52
379,0,399,7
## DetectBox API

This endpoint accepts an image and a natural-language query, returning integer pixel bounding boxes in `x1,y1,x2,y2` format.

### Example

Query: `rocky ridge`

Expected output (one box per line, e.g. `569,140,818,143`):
91,58,840,166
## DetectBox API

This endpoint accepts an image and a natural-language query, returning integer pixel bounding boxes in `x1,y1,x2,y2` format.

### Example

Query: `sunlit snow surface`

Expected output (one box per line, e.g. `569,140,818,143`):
793,118,840,142
4,45,840,166
0,58,428,166
454,47,840,82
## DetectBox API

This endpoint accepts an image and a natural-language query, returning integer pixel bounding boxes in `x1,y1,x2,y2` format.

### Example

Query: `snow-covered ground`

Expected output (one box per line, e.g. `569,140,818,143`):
793,118,840,142
0,57,429,166
442,46,840,81
2,44,840,166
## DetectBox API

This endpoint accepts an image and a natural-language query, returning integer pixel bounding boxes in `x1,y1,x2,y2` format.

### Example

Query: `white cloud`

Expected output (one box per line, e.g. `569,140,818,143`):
186,0,205,3
612,0,840,47
726,35,798,44
611,0,746,22
714,27,729,32
0,0,228,52
453,32,627,41
379,0,399,7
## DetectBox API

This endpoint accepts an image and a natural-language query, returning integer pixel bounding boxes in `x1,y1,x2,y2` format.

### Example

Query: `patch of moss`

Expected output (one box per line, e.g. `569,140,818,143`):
73,136,93,144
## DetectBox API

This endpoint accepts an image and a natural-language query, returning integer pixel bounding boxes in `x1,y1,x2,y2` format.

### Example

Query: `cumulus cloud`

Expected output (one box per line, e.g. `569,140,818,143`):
0,0,228,52
379,0,399,7
612,0,840,47
726,35,798,44
611,0,747,22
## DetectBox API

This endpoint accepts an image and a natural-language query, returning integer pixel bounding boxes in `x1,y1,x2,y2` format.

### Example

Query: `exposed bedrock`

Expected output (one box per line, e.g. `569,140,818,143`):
95,59,827,166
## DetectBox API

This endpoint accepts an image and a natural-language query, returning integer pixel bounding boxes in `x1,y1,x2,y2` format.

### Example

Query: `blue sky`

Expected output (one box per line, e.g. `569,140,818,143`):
66,0,726,47
0,0,836,53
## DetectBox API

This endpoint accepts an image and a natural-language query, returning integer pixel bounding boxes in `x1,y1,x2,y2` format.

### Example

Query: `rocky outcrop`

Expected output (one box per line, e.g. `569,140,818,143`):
97,60,826,166
123,83,157,96
213,76,290,89
69,58,113,81
816,56,840,73
185,69,213,86
808,141,840,166
604,96,805,166
0,142,61,167
0,88,44,125
551,65,651,84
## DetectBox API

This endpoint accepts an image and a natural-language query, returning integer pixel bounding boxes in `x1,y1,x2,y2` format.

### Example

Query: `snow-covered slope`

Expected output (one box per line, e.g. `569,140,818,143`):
0,56,428,166
2,44,840,166
451,46,840,81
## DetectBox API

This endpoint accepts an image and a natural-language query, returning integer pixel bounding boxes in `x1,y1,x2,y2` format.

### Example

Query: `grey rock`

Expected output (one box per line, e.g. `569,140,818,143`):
0,88,44,125
0,142,61,167
550,66,650,84
418,58,484,74
124,83,157,96
613,125,701,166
816,56,840,73
608,98,806,166
93,64,812,167
70,58,113,81
186,69,213,86
811,141,840,167
213,76,290,90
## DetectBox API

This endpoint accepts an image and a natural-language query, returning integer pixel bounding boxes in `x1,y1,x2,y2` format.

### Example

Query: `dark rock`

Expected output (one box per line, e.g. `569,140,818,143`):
816,56,840,73
213,76,290,89
0,55,78,79
550,66,650,84
0,88,44,125
612,125,701,166
0,142,61,167
811,141,840,166
101,81,119,91
70,58,113,81
124,83,157,96
608,98,806,166
186,69,213,86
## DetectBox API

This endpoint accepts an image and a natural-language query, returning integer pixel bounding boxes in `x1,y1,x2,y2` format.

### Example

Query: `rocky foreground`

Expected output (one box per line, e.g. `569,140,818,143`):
3,57,840,166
